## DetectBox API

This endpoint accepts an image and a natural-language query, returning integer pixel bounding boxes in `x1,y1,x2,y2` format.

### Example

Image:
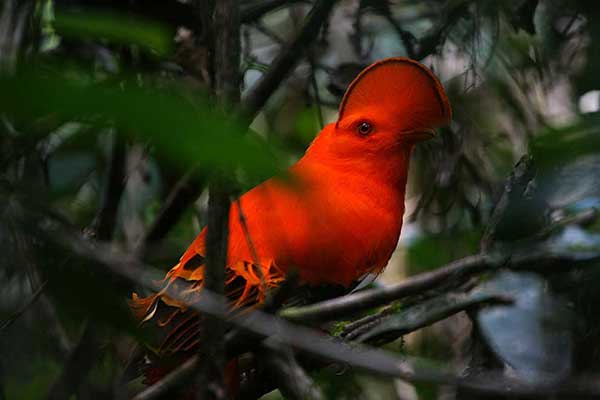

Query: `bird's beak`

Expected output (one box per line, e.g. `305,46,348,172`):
401,128,436,143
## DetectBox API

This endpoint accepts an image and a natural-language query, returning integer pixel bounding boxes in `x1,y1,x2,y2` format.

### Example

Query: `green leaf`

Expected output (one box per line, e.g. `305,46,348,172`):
0,67,285,182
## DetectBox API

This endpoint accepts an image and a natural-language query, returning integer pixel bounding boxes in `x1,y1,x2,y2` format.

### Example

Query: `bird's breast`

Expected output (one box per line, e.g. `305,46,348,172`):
229,171,405,286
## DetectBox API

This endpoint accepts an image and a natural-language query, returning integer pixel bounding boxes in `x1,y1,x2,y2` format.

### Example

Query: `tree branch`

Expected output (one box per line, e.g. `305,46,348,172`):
49,224,600,400
281,155,575,324
342,291,512,344
195,1,240,399
280,254,495,322
280,247,600,323
265,345,325,400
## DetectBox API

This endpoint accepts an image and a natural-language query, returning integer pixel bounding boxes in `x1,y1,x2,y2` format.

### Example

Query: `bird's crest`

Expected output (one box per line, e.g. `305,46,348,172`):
337,57,452,130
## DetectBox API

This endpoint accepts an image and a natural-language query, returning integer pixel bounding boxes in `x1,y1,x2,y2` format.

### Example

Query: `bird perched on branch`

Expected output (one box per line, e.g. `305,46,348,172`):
130,57,452,393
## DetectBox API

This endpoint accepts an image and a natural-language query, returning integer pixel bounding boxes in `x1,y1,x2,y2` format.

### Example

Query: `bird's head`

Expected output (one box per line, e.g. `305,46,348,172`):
312,58,452,163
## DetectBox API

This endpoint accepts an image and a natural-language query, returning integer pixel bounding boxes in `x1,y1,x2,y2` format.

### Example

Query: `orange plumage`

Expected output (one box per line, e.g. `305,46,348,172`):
131,57,451,383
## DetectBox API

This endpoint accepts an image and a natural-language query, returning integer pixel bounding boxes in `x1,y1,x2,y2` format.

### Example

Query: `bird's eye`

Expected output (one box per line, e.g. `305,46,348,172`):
357,121,373,135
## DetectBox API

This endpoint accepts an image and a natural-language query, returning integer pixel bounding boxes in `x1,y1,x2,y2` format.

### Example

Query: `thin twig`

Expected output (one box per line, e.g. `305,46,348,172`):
340,305,395,337
308,55,324,129
235,199,267,294
138,168,203,252
253,21,285,45
413,0,472,60
0,280,46,333
235,199,260,266
536,208,598,239
242,0,337,121
12,225,72,357
383,14,417,59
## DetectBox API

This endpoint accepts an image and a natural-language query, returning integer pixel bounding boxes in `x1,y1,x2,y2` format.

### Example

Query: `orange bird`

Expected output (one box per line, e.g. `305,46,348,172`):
131,57,451,385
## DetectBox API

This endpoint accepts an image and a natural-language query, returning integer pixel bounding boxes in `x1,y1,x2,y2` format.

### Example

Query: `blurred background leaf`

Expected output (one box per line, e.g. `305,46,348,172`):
475,271,573,383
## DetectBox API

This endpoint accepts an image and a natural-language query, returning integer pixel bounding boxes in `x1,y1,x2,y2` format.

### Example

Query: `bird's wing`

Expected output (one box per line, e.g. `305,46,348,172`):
130,227,285,356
